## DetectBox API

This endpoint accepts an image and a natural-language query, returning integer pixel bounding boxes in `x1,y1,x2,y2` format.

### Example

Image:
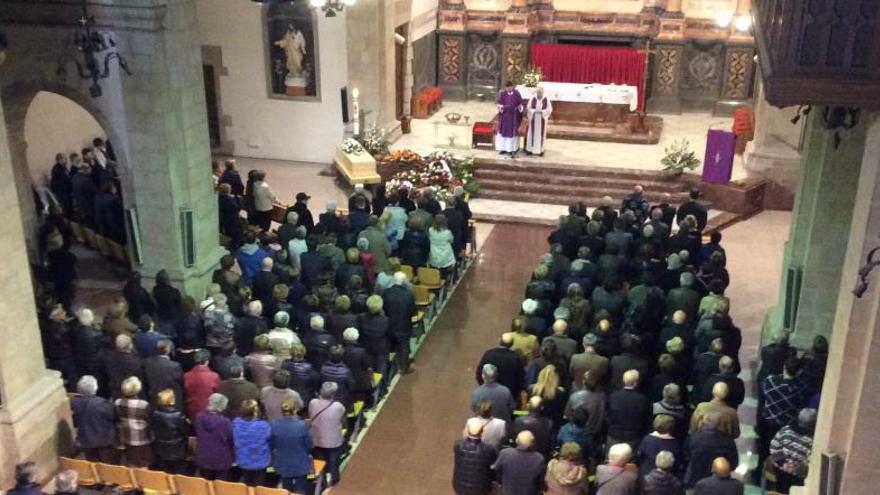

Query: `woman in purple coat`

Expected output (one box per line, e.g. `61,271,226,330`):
194,393,235,480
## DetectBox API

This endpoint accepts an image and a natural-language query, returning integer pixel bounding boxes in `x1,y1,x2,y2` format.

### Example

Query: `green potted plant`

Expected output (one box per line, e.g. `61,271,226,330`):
661,139,701,177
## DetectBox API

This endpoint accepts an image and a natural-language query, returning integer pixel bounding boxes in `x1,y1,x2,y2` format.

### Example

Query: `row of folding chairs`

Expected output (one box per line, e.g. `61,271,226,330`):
59,457,327,495
68,220,129,263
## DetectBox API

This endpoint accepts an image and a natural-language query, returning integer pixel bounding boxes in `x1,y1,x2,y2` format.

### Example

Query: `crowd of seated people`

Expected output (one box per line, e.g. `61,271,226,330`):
454,186,788,495
37,178,473,494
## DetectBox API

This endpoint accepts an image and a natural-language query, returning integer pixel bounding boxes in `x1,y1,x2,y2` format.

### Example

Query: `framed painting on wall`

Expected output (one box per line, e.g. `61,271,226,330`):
264,2,321,101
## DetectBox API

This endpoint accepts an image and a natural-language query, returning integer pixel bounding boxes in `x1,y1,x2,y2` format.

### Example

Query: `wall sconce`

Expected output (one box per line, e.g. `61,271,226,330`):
0,32,7,66
853,246,880,298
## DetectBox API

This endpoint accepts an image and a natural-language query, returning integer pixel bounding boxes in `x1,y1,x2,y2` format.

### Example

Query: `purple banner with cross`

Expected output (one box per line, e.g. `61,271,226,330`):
702,129,736,184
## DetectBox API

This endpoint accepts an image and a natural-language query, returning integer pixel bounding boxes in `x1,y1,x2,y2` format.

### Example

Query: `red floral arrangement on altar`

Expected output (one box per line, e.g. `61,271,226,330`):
387,149,421,163
386,151,479,202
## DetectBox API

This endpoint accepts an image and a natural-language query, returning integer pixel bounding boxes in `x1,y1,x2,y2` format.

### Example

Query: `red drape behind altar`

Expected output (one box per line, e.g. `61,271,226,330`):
529,44,647,111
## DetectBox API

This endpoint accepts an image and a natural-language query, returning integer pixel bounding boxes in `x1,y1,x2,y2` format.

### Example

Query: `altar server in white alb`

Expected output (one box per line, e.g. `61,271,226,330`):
525,86,552,156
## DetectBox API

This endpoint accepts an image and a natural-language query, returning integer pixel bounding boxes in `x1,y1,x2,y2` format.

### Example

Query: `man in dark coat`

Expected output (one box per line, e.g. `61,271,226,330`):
72,309,107,386
607,370,652,450
105,334,144,398
382,274,417,374
235,301,269,357
219,160,245,196
359,295,391,382
71,375,117,462
675,188,708,232
700,356,745,409
758,329,796,384
286,192,315,234
142,340,184,407
341,328,373,403
71,164,97,226
512,397,554,459
50,153,74,215
475,333,524,399
682,413,739,488
453,422,498,495
651,193,678,228
694,457,743,495
251,258,280,307
218,184,244,248
492,431,546,495
217,364,260,418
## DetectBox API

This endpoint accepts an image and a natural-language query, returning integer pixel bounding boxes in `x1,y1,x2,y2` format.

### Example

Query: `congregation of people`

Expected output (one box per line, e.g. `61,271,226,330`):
453,187,825,495
36,168,473,494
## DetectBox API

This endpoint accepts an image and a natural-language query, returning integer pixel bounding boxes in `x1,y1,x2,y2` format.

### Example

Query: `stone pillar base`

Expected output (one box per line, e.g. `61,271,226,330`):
647,95,682,115
0,371,72,487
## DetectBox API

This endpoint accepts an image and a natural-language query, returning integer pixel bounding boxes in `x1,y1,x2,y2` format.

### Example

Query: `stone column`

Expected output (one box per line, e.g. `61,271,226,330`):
743,74,802,207
801,113,880,494
0,94,71,488
120,0,224,296
346,0,399,131
663,0,683,17
765,108,867,348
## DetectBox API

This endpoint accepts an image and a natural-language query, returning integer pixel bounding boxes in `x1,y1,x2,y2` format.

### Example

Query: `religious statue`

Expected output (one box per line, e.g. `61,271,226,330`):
274,24,307,89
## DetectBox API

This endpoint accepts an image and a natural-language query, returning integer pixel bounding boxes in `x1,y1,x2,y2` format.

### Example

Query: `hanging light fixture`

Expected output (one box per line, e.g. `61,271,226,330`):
309,0,355,17
56,0,131,97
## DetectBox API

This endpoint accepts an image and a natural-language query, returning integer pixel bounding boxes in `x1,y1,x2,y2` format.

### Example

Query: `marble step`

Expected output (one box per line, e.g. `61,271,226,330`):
475,168,689,193
477,179,690,204
475,157,688,182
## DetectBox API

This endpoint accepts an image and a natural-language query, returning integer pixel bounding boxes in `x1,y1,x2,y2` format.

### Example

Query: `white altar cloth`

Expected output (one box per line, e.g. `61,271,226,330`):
517,82,638,111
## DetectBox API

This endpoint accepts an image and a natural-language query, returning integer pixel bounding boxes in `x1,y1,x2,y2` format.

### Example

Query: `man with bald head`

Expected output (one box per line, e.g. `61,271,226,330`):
492,431,546,495
475,333,524,398
690,381,740,438
693,457,744,495
621,184,651,222
701,355,745,408
683,413,739,487
569,333,609,391
471,364,516,423
542,320,577,363
512,396,554,459
452,421,497,495
607,369,652,451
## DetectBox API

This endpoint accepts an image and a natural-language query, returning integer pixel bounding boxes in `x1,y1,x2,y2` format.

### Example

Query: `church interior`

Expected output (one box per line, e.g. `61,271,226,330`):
0,0,879,494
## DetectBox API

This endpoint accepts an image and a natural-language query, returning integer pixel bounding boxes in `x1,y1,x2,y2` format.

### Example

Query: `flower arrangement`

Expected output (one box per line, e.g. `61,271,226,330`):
387,149,422,163
660,139,701,177
520,65,544,88
340,138,364,155
386,150,480,202
358,125,390,157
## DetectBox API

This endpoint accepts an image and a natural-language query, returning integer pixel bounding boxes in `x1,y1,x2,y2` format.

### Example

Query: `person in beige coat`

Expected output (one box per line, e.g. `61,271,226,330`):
544,442,588,495
690,381,740,439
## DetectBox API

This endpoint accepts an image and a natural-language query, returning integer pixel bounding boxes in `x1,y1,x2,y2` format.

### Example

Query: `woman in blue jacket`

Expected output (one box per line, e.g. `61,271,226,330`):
270,400,313,494
232,399,272,486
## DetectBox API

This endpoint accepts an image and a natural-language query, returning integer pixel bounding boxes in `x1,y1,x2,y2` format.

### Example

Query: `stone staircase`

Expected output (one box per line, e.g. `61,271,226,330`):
474,157,692,206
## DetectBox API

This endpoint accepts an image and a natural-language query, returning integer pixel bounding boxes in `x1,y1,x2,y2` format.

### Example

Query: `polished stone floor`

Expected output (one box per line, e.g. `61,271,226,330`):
332,223,552,495
391,101,744,181
331,211,789,494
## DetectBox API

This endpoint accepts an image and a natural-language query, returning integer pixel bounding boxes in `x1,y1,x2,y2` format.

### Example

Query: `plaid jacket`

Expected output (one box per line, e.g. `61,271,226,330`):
114,398,153,446
761,374,808,427
769,425,813,477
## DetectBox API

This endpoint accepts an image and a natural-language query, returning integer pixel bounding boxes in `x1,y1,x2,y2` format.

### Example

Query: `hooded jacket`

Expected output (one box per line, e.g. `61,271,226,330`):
194,410,234,470
544,458,587,495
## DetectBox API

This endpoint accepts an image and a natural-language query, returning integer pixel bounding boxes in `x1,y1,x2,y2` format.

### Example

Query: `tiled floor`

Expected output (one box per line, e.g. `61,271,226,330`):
392,101,744,180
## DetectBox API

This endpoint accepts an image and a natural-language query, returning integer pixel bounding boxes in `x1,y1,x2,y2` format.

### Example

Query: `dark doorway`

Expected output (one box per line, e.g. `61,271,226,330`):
203,64,221,148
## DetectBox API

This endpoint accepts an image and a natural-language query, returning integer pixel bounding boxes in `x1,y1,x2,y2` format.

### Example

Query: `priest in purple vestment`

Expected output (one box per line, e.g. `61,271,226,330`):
496,80,523,157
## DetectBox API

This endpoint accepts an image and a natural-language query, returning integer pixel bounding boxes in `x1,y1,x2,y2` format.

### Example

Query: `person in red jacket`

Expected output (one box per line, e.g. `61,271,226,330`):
184,350,221,421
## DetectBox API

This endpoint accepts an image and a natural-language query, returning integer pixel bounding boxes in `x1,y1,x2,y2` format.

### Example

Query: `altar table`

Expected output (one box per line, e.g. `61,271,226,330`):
517,82,639,111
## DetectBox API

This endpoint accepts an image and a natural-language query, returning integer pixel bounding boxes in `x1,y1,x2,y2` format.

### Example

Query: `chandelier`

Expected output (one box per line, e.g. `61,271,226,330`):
56,0,131,97
251,0,354,17
309,0,356,16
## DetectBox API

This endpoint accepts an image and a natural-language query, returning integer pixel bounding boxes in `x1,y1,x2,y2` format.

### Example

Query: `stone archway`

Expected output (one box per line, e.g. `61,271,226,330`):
1,79,134,258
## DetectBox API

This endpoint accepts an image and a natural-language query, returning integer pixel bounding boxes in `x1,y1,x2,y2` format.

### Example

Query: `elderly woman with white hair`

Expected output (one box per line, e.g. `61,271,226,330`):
341,327,374,404
641,450,683,495
595,443,638,495
73,308,105,384
54,469,79,495
71,375,116,462
114,376,153,467
309,382,347,486
194,393,235,480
